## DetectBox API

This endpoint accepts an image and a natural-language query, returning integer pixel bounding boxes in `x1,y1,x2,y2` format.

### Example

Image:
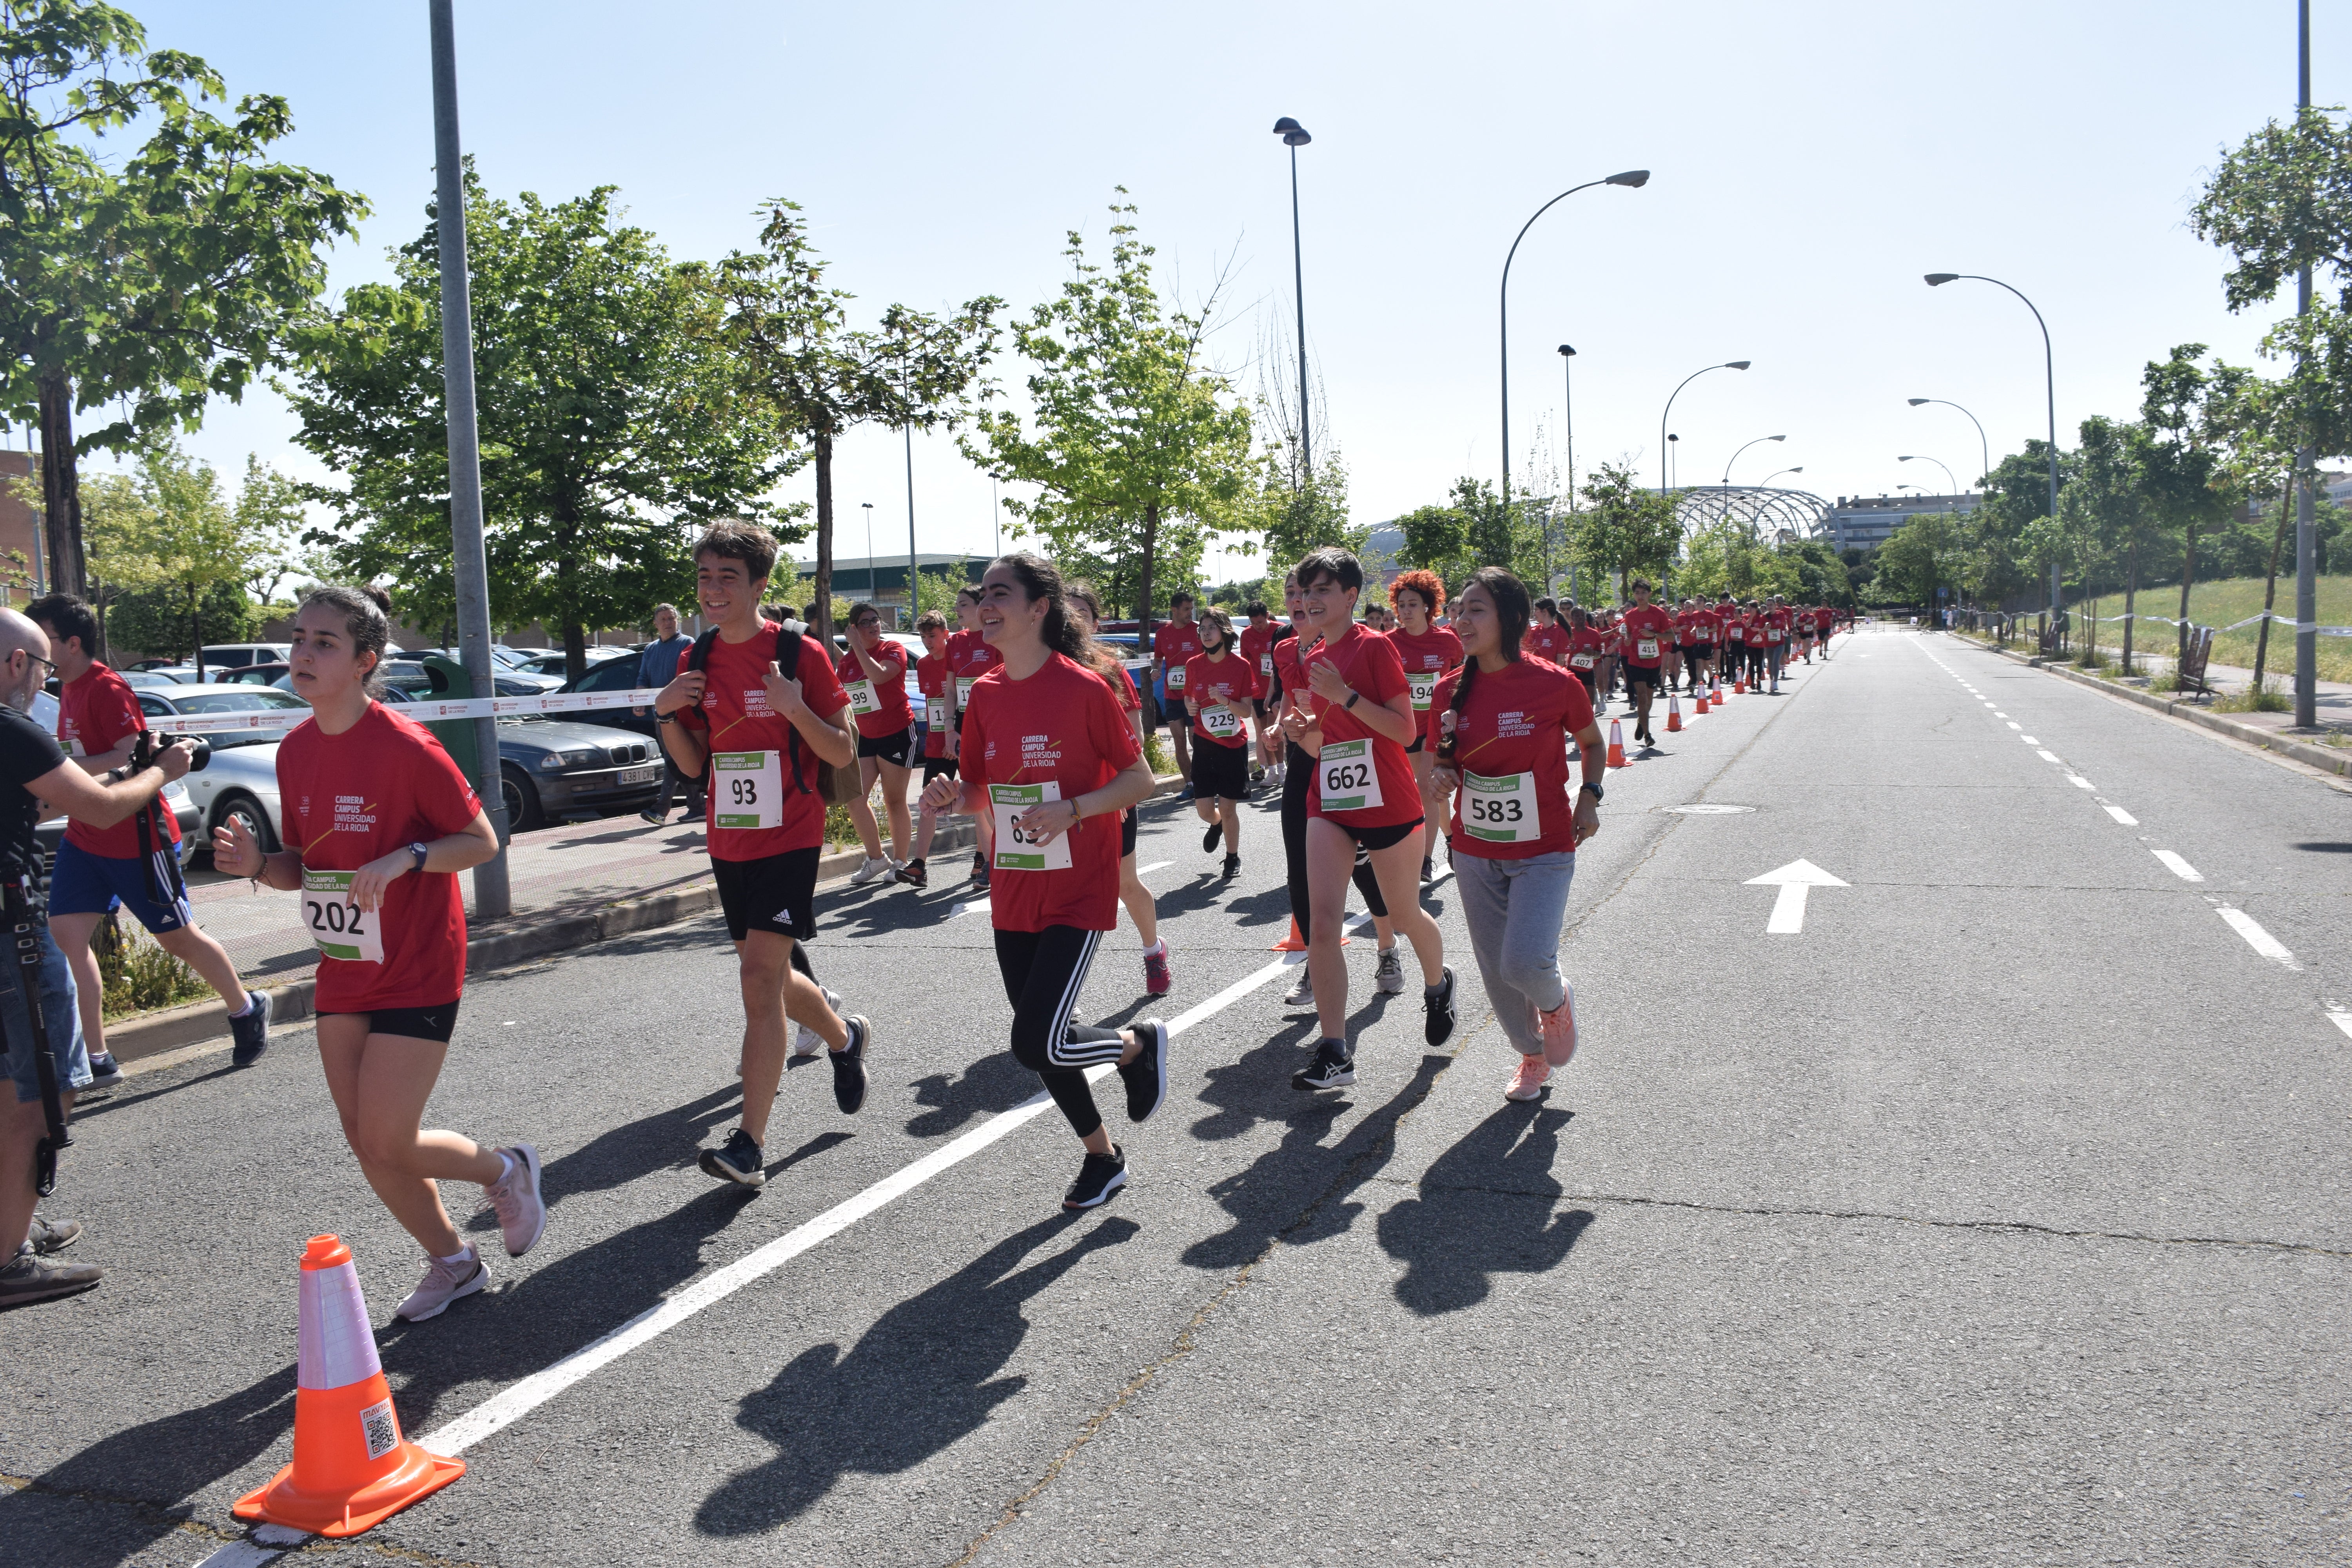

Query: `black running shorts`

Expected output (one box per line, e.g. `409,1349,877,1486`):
317,1001,461,1044
858,728,913,767
921,755,959,786
711,847,820,943
1192,738,1251,801
1121,806,1138,858
1325,815,1423,852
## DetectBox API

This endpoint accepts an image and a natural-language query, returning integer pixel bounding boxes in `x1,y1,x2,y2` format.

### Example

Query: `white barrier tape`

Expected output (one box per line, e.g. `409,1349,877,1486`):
163,687,670,735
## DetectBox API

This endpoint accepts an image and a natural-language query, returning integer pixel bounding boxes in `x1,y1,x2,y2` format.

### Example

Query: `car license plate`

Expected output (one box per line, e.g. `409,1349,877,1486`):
619,764,659,784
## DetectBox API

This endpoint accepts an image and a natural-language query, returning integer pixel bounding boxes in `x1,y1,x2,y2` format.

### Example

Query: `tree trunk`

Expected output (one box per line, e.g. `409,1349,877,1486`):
2252,491,2291,688
189,582,204,681
2122,544,2138,675
812,431,836,650
36,369,89,612
2176,517,2199,667
555,499,586,685
1136,499,1161,639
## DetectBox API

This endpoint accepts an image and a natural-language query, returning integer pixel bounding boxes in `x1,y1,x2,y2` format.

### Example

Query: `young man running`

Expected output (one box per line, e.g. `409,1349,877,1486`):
1237,600,1282,784
946,587,1000,888
1152,593,1203,801
655,523,872,1189
1682,597,1719,694
1761,595,1793,692
1181,606,1257,879
1616,580,1675,747
897,611,956,889
29,593,269,1079
837,602,914,884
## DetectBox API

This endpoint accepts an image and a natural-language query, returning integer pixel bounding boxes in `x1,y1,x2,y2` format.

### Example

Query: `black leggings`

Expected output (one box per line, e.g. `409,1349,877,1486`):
994,925,1125,1140
1281,756,1390,935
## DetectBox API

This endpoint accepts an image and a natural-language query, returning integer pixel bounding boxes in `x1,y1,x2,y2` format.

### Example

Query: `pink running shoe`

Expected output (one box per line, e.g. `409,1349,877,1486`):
1504,1054,1551,1102
1143,944,1172,996
1536,986,1578,1067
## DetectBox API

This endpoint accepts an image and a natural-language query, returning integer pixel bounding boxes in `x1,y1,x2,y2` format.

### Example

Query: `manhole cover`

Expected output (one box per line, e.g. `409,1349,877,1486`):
1664,803,1757,815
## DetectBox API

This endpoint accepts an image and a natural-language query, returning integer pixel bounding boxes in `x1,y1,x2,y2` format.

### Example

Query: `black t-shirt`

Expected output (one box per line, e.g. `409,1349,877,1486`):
0,703,65,895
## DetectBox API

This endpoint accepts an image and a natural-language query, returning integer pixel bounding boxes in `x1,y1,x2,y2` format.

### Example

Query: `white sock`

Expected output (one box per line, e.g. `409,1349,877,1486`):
495,1150,517,1184
1143,939,1166,956
438,1247,474,1266
237,994,261,1017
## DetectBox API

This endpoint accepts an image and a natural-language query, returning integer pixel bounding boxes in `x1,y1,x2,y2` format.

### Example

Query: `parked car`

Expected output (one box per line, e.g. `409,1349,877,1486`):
197,643,294,671
554,653,662,742
512,647,635,677
217,662,289,687
127,685,310,858
26,690,200,872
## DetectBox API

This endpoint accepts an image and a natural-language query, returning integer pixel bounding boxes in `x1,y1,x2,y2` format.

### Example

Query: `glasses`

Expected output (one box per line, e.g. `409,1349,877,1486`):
851,617,880,629
19,651,56,680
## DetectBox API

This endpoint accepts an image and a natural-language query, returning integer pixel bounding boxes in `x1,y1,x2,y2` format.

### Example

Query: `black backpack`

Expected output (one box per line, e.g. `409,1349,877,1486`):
685,625,862,806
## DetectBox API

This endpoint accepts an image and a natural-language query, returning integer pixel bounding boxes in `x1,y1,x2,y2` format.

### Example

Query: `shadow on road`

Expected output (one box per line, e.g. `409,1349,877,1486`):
463,1085,742,1235
1375,1100,1592,1315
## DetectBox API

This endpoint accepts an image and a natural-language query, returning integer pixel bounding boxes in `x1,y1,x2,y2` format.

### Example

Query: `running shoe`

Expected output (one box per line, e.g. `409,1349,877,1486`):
1063,1145,1129,1210
1202,820,1222,853
793,986,845,1057
84,1051,121,1090
973,852,991,892
0,1248,102,1307
1423,965,1458,1046
1250,764,1265,783
639,808,665,824
394,1249,487,1321
1142,944,1172,996
1282,966,1314,1009
1292,1039,1355,1091
486,1143,546,1258
1373,946,1406,995
1175,784,1196,802
229,989,272,1069
699,1127,766,1188
831,1015,871,1114
849,856,891,886
1505,1054,1552,1102
27,1213,79,1254
1420,855,1434,884
1536,985,1578,1065
894,858,929,889
1220,852,1240,879
1117,1018,1170,1123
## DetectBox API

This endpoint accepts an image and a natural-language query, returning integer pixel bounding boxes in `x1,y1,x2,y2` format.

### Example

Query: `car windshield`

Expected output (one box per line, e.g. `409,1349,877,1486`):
168,690,307,713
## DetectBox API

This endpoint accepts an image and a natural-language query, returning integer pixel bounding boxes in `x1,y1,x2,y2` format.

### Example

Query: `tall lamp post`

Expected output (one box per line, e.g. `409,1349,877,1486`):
1556,343,1577,599
2296,0,2318,727
1762,465,1804,487
1661,361,1750,493
1924,273,2057,619
859,501,874,603
1897,454,1962,499
1721,433,1786,484
903,420,919,631
1906,397,1990,489
1500,169,1649,505
1273,118,1314,486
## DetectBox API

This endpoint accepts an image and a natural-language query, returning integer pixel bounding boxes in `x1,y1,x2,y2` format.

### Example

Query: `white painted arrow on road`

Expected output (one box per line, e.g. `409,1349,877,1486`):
1745,858,1848,934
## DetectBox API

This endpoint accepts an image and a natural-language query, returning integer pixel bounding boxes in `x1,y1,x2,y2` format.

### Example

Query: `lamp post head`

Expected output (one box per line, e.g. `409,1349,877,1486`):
1907,397,1930,406
1273,117,1311,147
1667,433,1679,443
1898,455,1917,462
1924,273,1959,287
1557,344,1577,358
1605,169,1651,187
1726,360,1751,370
1768,434,1786,442
1789,466,1803,474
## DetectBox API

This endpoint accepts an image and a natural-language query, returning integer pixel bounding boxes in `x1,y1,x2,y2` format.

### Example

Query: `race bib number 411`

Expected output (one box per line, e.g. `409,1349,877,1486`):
302,870,384,963
1318,737,1384,813
712,750,784,830
991,781,1073,872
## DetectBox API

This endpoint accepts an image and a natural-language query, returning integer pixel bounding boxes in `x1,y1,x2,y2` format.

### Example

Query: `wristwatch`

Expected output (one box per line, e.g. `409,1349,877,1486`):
408,841,429,873
1579,781,1605,802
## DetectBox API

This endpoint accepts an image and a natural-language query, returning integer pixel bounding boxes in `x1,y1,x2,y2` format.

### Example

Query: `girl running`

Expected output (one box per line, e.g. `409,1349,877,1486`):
1068,580,1172,996
919,554,1169,1209
211,586,545,1323
1427,568,1605,1103
838,602,913,884
896,611,956,889
1181,606,1258,878
946,587,1000,889
1564,606,1605,711
1289,547,1453,1091
1385,569,1464,885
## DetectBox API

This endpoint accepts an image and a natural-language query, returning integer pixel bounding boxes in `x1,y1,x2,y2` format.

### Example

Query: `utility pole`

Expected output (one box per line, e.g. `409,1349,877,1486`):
2296,0,2319,729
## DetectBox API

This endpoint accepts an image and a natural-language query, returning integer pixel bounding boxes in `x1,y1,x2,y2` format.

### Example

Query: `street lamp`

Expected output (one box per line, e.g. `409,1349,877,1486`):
1924,273,2057,617
1721,433,1787,485
860,501,874,600
1897,454,1961,499
1500,169,1649,505
1906,397,1990,489
1762,466,1804,486
1661,361,1749,493
1273,117,1314,485
904,419,918,631
1557,344,1576,601
1666,433,1678,491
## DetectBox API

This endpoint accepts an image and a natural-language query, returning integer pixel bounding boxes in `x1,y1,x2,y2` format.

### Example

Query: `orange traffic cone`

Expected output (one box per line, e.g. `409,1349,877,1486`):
1693,686,1709,715
1271,915,1347,950
234,1236,464,1539
1665,692,1684,732
1605,718,1628,768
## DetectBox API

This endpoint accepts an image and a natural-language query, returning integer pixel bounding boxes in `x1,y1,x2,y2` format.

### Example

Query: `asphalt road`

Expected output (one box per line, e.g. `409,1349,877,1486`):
5,625,2348,1567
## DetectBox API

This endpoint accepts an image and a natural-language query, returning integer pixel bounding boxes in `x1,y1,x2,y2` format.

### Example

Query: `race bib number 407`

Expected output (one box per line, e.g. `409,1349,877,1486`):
712,750,784,831
302,870,384,964
991,782,1073,872
1318,737,1384,813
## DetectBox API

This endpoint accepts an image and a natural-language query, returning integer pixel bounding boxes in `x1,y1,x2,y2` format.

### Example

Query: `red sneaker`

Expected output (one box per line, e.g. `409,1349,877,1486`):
1142,944,1172,996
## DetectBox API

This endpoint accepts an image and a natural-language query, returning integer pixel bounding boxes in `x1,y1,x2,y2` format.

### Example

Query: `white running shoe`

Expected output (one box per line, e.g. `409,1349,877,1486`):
485,1144,546,1257
1283,966,1314,1008
1373,946,1406,995
395,1248,488,1322
849,856,891,886
793,987,844,1057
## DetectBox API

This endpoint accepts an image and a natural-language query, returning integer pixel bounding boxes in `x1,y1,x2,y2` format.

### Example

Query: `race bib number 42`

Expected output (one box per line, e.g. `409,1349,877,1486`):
302,870,384,964
1318,737,1384,813
712,750,784,831
1461,769,1541,844
991,781,1073,872
1165,663,1188,693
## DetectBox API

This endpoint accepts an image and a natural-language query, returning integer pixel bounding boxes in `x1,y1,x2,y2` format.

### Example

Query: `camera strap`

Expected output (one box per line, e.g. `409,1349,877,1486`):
4,878,69,1196
127,730,188,908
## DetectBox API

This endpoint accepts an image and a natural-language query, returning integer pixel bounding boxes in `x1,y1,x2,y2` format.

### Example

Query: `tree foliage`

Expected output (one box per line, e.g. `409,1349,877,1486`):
1566,463,1678,593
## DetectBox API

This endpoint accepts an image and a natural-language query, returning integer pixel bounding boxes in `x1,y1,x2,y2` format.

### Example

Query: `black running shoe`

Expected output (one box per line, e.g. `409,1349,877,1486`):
1292,1039,1355,1091
1202,820,1222,853
894,858,929,889
1063,1145,1129,1210
1117,1019,1170,1123
1220,852,1240,879
83,1052,121,1090
229,990,272,1068
971,849,989,883
1424,965,1458,1046
699,1127,766,1188
1420,855,1434,883
830,1015,871,1114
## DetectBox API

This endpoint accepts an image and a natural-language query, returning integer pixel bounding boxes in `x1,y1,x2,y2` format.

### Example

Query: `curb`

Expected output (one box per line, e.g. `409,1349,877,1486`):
1964,635,2351,778
103,773,1190,1066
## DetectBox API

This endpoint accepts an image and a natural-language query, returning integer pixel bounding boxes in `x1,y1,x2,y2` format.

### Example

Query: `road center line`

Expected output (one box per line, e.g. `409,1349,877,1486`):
2152,850,2203,882
2326,1010,2352,1042
2216,905,2298,968
2099,801,2139,825
2036,749,2062,764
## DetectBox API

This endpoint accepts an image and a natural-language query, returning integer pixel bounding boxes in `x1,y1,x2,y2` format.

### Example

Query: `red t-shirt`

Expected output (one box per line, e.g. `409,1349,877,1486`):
946,628,1001,715
58,661,179,857
1620,605,1673,668
916,651,951,758
1685,608,1720,644
1564,628,1605,672
1523,621,1570,665
1238,621,1278,691
1304,627,1420,828
1270,630,1308,709
1182,650,1259,749
277,704,481,1011
1672,611,1699,648
1154,620,1204,701
837,638,913,738
1426,656,1595,861
1760,608,1792,644
1720,610,1748,644
1387,623,1464,686
674,624,851,860
966,653,1142,933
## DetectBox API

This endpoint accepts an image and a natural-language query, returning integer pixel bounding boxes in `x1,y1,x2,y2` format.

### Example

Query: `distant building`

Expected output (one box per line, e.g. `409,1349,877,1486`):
788,552,989,626
1825,492,1978,553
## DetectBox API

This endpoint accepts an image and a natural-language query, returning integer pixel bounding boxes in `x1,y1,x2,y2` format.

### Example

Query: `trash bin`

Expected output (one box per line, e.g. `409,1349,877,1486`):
416,654,508,844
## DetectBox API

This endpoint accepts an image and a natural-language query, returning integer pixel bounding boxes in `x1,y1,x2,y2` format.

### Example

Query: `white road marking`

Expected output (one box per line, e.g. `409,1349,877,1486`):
1134,860,1172,875
950,898,991,918
192,1544,290,1567
2022,736,2040,745
1745,858,1849,935
2327,1010,2352,1042
2066,774,2095,790
2216,905,2298,968
2037,750,2062,764
2152,850,2204,882
2007,720,2022,729
2100,802,2139,825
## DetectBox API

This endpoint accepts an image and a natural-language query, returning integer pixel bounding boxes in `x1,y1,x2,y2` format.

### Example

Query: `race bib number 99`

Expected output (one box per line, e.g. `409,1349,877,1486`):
1318,737,1383,812
713,750,784,831
302,870,384,964
1461,769,1541,844
843,679,878,715
991,782,1073,872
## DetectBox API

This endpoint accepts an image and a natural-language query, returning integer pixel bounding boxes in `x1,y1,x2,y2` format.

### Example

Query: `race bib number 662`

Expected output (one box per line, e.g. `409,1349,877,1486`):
1318,737,1383,812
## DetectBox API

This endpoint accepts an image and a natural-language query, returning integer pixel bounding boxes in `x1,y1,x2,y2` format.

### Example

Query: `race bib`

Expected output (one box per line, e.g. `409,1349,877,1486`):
1636,638,1660,659
1406,671,1439,711
844,679,878,715
1318,737,1383,812
712,750,783,830
1260,653,1274,678
302,871,384,964
1570,653,1595,670
1461,769,1541,845
1202,704,1241,738
926,696,951,730
1764,629,1782,644
991,781,1072,872
957,676,979,710
1165,662,1187,693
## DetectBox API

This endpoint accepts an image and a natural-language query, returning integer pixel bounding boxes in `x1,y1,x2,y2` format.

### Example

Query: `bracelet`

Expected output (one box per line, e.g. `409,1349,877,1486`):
1344,691,1361,710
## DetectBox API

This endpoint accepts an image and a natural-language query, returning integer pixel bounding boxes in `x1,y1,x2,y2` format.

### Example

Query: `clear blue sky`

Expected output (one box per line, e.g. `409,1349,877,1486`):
97,1,2347,583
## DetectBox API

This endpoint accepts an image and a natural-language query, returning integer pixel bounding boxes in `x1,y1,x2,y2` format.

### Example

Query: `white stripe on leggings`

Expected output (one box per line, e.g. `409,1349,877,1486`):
1045,927,1122,1069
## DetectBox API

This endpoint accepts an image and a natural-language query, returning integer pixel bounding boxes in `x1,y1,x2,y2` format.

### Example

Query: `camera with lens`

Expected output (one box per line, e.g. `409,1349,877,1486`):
129,728,210,773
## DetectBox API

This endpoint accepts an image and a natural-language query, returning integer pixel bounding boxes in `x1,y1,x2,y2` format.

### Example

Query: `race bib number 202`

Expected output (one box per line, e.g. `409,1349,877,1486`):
302,870,384,964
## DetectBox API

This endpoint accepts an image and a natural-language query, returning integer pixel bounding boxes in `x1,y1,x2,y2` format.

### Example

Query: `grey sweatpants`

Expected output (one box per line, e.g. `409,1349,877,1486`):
1453,848,1577,1055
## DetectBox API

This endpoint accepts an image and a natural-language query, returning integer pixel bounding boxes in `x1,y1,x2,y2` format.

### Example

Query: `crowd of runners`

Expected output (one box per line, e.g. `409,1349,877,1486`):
2,517,1847,1314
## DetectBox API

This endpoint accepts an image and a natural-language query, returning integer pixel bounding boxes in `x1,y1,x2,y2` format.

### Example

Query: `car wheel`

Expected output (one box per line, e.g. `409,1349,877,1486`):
500,765,545,834
212,792,280,857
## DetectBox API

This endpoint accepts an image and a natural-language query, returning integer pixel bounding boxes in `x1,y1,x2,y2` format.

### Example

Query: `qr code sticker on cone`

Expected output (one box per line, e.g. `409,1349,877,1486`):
360,1398,398,1461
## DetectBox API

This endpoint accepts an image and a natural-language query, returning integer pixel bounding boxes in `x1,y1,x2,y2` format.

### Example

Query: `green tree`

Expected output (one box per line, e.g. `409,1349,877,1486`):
1395,498,1471,586
1973,441,2074,610
967,196,1258,629
288,172,789,681
1568,463,1678,596
106,578,247,663
0,0,366,609
2060,415,2144,666
714,199,999,648
2136,345,2242,669
1875,510,1962,607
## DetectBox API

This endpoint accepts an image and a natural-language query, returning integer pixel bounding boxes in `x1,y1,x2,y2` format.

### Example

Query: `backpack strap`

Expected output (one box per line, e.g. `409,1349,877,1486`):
770,625,816,796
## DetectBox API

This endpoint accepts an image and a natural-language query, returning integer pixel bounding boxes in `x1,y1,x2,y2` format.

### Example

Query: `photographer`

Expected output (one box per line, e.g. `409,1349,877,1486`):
0,609,194,1306
29,595,269,1083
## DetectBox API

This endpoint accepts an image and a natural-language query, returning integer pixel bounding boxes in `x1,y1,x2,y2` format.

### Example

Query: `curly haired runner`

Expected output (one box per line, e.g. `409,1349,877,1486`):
1385,569,1464,885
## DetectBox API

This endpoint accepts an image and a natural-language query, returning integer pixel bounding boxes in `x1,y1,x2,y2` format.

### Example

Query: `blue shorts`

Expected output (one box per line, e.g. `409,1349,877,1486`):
5,920,89,1104
49,838,192,935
